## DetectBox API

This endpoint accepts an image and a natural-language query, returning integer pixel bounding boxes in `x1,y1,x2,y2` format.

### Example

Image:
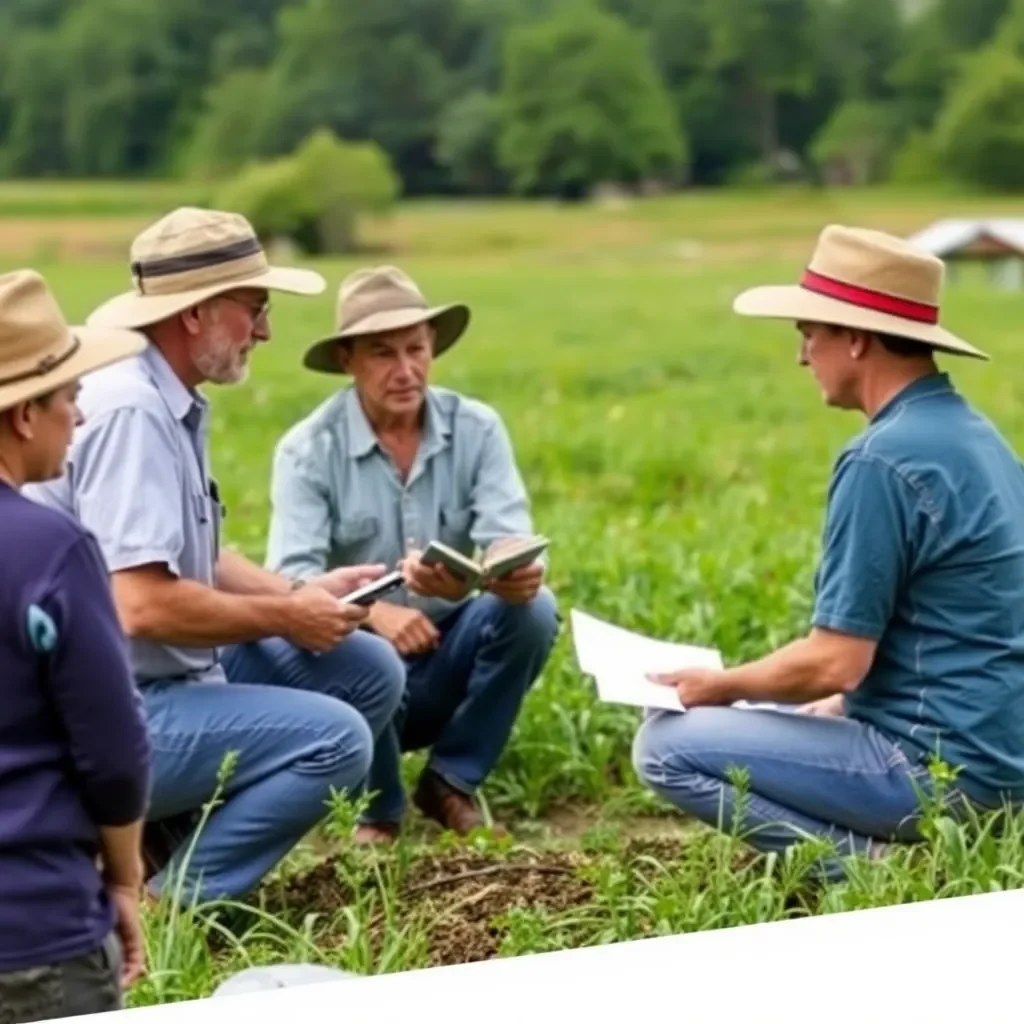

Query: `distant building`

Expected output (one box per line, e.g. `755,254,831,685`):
907,219,1024,290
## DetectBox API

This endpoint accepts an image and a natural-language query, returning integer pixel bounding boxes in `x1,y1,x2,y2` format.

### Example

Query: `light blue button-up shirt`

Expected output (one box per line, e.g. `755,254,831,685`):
24,344,225,684
265,385,537,623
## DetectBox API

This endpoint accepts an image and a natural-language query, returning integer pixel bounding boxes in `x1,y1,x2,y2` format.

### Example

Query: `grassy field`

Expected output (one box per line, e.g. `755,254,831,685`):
6,185,1024,1003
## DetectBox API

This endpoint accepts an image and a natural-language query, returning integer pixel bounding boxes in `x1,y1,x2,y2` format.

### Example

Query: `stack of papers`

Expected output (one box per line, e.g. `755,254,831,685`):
569,609,790,715
569,609,722,713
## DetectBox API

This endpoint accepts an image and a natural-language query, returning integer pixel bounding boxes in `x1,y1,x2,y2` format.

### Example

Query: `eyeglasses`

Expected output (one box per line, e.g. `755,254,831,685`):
221,294,271,322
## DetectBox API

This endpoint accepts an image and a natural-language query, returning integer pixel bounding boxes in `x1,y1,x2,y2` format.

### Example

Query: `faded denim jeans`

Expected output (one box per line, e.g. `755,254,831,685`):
632,705,980,878
362,588,560,824
143,631,405,904
0,932,121,1022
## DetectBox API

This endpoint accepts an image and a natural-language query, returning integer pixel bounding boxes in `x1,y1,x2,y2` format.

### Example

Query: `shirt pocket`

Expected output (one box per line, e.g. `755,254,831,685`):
438,505,474,550
332,515,381,561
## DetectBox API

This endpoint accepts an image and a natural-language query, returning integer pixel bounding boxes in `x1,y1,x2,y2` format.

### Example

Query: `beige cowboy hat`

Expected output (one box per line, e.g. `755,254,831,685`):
303,266,470,374
733,224,987,360
86,207,326,330
0,269,145,414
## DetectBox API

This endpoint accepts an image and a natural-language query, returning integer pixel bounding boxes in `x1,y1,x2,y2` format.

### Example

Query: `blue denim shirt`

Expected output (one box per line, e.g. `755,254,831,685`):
812,372,1024,804
265,385,538,623
23,344,225,684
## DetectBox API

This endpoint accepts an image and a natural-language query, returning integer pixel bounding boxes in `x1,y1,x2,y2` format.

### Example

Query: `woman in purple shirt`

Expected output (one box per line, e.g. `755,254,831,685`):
0,269,151,1020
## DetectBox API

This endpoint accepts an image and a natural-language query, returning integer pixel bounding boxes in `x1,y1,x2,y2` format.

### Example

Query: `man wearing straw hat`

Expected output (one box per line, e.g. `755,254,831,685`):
266,266,559,841
0,270,150,1017
633,225,1024,876
25,209,406,905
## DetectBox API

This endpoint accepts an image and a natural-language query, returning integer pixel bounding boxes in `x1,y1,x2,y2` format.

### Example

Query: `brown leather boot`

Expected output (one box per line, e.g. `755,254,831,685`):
413,771,487,835
353,822,400,846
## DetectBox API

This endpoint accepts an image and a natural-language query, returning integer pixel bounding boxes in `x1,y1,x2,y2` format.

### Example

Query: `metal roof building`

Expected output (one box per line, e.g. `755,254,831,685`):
907,218,1024,289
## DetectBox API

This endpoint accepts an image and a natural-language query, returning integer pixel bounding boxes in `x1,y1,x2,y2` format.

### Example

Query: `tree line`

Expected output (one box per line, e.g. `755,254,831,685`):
1,0,1023,197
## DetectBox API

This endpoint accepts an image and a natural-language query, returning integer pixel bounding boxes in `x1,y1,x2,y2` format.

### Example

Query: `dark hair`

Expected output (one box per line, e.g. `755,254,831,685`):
872,332,936,360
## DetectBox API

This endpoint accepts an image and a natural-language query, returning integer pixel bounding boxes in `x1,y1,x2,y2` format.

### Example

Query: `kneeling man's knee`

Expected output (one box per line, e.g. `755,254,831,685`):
492,585,560,650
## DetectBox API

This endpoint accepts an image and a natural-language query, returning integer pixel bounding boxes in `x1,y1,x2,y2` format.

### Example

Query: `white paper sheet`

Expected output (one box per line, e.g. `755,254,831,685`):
569,609,724,713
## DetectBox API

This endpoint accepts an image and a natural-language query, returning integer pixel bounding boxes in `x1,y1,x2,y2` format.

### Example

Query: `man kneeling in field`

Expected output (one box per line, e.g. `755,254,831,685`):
634,225,1024,875
266,266,559,842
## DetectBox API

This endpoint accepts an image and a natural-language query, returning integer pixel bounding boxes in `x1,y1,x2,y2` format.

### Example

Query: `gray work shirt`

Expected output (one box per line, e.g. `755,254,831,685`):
265,385,537,623
24,344,225,684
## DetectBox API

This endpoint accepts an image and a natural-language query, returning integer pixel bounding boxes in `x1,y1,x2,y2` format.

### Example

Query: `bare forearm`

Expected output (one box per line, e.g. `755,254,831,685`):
114,573,293,648
216,548,291,596
720,636,852,704
99,821,144,890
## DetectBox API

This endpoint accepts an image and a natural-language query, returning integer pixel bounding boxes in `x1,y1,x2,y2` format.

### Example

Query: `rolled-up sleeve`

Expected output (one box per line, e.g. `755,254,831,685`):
72,406,187,576
469,416,536,552
42,535,150,825
265,439,334,579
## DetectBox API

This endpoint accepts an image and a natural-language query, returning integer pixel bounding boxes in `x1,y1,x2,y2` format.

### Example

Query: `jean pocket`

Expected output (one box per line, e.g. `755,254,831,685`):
59,938,122,1016
0,964,62,1024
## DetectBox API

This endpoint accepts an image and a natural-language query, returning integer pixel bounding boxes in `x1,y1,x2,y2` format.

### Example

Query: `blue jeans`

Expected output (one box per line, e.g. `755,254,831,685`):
632,706,962,878
362,588,560,824
143,631,405,903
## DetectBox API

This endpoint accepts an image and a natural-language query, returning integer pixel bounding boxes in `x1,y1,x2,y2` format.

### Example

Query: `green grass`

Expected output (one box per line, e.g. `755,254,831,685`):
7,187,1024,1003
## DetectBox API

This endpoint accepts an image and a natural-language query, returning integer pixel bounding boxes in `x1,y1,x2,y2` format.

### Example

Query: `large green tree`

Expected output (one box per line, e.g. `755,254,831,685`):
497,3,686,198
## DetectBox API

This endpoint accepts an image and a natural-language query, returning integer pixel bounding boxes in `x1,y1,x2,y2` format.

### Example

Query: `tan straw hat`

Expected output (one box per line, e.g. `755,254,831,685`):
303,266,470,374
734,224,987,360
86,207,326,330
0,270,145,414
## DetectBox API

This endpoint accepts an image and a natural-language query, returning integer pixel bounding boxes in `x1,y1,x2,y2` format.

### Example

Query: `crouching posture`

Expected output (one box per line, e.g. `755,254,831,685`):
26,209,405,905
634,225,1024,877
267,266,560,840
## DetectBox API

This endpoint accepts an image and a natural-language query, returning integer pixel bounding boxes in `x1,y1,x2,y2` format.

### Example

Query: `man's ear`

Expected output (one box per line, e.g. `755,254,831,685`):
5,402,33,441
849,329,872,360
180,304,204,337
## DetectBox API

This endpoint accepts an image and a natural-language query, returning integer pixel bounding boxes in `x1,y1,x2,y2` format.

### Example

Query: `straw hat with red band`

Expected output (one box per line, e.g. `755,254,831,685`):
733,224,988,361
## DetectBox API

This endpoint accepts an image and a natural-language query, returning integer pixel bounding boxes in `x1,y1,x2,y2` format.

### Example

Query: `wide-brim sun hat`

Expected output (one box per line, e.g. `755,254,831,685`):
0,269,146,413
733,224,988,360
86,207,326,330
303,265,470,375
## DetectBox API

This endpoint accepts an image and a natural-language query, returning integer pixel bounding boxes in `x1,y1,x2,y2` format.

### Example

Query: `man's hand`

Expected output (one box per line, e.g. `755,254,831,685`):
107,884,145,988
284,585,368,653
369,602,440,657
486,562,544,605
647,667,733,708
482,538,544,605
401,550,473,603
310,563,388,600
798,694,846,717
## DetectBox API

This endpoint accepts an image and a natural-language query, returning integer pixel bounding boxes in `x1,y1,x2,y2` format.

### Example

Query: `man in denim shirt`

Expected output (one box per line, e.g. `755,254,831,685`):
634,225,1024,876
266,266,559,841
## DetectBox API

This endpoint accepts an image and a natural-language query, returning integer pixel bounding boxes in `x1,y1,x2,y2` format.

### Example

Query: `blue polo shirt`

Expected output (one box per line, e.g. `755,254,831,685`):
812,372,1024,806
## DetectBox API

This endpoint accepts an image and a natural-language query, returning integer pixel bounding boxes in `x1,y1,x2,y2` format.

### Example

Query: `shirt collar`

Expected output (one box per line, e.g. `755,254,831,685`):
871,371,954,424
343,387,451,459
142,344,205,424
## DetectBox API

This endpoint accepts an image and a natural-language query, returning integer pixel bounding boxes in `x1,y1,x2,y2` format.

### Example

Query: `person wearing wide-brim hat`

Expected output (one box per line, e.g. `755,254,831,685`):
267,265,560,843
633,224,1024,878
0,269,152,1015
25,208,408,909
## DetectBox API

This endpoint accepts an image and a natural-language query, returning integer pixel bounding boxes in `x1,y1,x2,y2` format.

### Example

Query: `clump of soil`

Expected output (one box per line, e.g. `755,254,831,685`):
269,846,602,966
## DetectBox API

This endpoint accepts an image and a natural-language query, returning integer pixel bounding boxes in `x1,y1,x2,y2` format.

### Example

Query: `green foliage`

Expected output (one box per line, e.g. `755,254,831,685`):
0,0,1019,193
435,90,506,195
182,70,274,180
933,48,1024,191
216,129,400,254
497,3,687,197
810,101,900,185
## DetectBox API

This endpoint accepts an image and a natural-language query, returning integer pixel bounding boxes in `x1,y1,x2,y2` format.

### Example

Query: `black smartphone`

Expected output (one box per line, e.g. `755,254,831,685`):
342,570,406,607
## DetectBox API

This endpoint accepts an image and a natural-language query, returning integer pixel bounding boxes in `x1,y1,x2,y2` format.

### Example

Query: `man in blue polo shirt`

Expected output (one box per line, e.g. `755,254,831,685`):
633,225,1024,876
0,269,150,1018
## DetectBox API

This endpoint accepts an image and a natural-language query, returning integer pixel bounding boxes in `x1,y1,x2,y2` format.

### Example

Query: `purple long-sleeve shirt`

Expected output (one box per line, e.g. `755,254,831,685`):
0,480,150,971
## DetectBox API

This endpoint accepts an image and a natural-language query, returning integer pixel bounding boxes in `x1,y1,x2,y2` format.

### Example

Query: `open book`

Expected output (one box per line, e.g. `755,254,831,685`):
421,535,550,588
